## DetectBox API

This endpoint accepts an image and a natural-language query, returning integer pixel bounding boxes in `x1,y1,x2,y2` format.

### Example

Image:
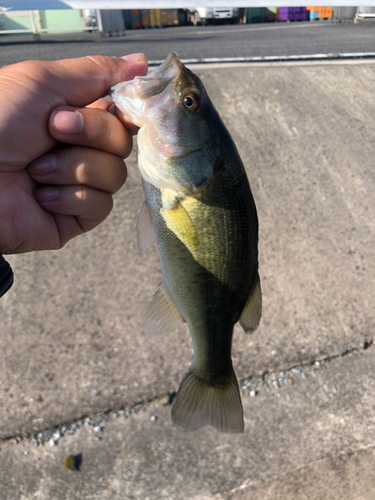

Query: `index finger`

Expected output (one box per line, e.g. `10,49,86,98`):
115,108,140,136
86,97,114,112
43,54,148,108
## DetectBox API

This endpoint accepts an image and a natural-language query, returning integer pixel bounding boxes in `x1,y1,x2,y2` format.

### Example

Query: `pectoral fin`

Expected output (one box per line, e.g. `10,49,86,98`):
143,282,185,338
239,272,262,334
161,194,200,255
137,201,155,255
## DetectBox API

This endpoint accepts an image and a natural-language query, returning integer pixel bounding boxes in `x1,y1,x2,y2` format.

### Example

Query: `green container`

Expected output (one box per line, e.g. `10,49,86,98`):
122,10,132,29
244,7,268,23
178,8,188,26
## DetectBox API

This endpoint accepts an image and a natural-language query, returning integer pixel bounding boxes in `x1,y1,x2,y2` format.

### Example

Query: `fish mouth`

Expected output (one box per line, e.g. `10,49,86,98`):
109,51,183,128
109,51,181,101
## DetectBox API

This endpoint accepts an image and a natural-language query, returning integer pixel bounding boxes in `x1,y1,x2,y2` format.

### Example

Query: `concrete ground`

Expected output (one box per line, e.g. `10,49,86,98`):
1,59,375,499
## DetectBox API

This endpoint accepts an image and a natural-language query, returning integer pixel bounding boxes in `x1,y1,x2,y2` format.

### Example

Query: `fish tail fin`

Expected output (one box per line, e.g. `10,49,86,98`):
171,366,244,433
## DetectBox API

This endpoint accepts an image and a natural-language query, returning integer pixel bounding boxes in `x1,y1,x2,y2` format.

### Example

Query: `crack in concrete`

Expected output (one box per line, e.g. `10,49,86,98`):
241,339,373,396
2,340,372,447
215,441,375,500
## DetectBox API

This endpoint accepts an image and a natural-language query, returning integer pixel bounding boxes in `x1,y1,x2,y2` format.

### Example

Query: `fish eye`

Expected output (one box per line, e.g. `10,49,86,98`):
183,92,200,111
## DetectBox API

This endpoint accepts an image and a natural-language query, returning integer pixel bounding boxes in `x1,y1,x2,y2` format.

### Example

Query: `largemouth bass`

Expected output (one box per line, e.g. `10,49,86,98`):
110,52,261,433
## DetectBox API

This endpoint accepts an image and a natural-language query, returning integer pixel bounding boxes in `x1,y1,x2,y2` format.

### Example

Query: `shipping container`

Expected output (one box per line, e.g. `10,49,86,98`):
178,8,188,26
150,9,162,28
278,7,288,21
266,7,277,21
244,7,268,23
130,9,141,29
307,6,334,20
171,9,179,26
279,7,308,21
141,9,150,28
156,9,179,27
122,10,131,29
334,6,355,22
160,9,169,26
165,9,173,26
100,10,125,35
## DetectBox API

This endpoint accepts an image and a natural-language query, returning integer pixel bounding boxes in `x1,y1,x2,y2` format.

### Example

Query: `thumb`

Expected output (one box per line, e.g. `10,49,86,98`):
0,54,147,171
42,54,148,108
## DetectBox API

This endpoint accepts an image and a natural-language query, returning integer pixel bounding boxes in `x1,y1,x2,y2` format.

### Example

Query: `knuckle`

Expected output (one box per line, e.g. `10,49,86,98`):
112,158,127,193
75,153,90,184
119,129,133,158
75,186,87,206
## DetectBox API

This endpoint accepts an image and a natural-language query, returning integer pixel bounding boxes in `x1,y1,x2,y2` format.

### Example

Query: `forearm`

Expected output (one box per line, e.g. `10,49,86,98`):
0,253,13,297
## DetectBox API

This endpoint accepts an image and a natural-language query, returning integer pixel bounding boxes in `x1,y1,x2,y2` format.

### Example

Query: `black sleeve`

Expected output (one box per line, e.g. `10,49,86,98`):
0,253,14,298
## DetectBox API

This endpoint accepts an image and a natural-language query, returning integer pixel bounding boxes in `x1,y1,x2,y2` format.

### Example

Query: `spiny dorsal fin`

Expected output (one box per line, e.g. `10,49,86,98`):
137,201,155,255
171,365,244,433
239,271,262,334
143,282,185,338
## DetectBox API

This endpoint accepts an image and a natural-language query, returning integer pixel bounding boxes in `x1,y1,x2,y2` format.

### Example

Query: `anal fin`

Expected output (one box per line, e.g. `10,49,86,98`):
239,271,262,334
143,282,185,338
137,201,155,255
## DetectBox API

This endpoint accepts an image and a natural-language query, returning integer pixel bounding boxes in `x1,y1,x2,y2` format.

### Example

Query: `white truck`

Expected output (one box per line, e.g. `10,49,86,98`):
189,7,239,26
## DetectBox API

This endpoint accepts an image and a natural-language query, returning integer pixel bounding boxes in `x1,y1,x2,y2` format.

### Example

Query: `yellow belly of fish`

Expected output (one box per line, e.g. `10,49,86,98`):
160,188,228,277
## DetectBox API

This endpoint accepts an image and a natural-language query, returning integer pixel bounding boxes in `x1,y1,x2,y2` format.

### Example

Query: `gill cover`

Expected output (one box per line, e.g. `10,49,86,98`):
110,52,214,193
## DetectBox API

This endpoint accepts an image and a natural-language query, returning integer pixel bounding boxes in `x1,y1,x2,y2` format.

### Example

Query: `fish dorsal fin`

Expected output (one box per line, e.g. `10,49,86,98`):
160,191,200,255
239,271,262,334
137,201,155,255
143,282,185,338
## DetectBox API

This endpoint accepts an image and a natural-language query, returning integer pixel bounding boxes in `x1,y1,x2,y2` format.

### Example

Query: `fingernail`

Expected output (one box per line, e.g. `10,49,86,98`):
50,110,84,134
35,186,59,203
122,53,145,63
28,155,57,176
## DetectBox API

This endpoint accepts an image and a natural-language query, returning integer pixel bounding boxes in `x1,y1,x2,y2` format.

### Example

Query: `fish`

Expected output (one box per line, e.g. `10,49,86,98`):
110,52,261,433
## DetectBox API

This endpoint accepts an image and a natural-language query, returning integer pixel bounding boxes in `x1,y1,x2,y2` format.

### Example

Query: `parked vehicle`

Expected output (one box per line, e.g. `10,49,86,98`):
188,7,239,25
84,14,97,31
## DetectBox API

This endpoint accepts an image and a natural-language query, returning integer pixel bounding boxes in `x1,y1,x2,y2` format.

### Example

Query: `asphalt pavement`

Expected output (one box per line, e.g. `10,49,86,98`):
1,26,375,500
1,21,375,65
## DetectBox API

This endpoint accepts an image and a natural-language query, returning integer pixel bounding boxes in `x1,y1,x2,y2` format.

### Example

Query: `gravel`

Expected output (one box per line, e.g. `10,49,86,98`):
17,403,147,448
241,360,328,396
12,350,365,448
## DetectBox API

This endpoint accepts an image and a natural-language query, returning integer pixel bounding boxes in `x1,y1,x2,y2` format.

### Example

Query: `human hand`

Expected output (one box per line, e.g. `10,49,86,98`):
0,53,148,254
